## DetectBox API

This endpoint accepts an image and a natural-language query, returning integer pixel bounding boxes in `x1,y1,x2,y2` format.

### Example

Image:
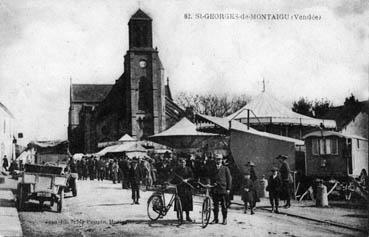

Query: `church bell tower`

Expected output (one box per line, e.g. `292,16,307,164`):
125,9,166,140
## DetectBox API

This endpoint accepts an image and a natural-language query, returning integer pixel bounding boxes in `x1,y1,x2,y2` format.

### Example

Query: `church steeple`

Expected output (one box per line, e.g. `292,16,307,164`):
128,9,153,49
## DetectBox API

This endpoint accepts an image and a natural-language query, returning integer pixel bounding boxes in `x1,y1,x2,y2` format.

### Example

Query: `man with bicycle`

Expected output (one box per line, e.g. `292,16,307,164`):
211,154,232,225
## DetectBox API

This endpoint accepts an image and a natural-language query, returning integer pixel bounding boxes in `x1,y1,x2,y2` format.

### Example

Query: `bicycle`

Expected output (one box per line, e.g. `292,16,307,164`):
197,181,216,228
147,181,184,225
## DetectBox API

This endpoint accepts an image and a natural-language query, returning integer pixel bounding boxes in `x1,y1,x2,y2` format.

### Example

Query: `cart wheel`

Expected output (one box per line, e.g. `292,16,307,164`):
72,181,77,197
201,197,211,228
17,184,26,211
175,196,183,226
57,189,64,213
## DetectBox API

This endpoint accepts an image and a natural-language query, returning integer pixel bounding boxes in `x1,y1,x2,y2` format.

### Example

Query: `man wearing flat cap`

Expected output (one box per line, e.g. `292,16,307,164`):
210,154,232,225
128,158,142,205
276,155,292,208
266,167,281,213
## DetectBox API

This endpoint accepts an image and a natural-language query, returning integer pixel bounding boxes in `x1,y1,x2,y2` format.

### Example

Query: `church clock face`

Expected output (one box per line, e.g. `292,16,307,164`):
139,60,147,68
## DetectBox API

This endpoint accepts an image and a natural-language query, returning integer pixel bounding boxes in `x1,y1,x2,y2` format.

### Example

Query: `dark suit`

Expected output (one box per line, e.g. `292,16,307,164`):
267,174,282,210
211,165,232,220
129,165,142,202
279,160,292,205
241,177,255,208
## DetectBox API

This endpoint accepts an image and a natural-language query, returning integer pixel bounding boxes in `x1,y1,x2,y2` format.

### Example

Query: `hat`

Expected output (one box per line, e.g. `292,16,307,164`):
271,167,279,172
245,161,255,167
215,154,223,160
276,155,288,160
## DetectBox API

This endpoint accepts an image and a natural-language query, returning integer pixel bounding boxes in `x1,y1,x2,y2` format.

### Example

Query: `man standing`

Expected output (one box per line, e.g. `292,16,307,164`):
211,154,232,225
266,167,282,213
2,155,9,171
277,155,292,208
128,159,142,204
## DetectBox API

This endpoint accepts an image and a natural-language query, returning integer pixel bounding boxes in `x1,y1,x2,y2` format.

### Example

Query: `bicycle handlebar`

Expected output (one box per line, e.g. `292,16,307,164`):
197,181,216,189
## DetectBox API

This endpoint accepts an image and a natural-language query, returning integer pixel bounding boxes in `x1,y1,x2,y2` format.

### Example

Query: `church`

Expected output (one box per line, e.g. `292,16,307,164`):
68,9,183,154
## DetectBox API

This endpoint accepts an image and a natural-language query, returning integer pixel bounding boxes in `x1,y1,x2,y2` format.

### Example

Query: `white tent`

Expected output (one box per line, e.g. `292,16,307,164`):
228,92,336,128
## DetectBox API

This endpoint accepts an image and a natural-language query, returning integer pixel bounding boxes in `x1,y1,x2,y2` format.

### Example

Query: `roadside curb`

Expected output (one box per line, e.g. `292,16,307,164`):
0,190,23,237
233,200,367,233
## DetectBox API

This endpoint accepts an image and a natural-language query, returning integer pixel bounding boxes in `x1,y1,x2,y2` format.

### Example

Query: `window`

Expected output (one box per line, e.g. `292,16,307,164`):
312,138,319,155
311,138,338,155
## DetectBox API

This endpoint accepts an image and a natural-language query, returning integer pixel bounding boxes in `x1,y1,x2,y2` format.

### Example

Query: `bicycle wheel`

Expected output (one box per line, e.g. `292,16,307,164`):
147,195,164,221
174,196,183,225
201,197,211,228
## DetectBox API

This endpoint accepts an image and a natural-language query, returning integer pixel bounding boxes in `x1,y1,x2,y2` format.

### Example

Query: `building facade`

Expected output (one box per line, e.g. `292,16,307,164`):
0,102,15,167
68,9,183,154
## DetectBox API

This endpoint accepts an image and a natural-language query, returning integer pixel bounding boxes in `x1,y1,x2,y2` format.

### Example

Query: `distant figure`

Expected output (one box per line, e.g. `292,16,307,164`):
2,155,9,171
129,159,142,205
277,155,292,208
266,167,282,214
241,172,255,215
112,159,119,184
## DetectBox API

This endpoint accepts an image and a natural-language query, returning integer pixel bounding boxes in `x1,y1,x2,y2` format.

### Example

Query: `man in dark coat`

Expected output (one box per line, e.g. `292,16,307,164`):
129,159,142,204
266,167,282,213
241,172,255,215
2,155,8,171
277,155,292,208
211,154,232,225
119,157,130,189
173,158,194,222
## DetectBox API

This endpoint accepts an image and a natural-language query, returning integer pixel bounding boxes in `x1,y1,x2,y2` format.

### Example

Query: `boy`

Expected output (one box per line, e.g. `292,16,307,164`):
241,172,255,215
266,167,281,213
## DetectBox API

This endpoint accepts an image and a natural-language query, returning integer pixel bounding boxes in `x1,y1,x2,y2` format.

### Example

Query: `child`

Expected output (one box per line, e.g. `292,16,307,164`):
266,167,281,213
241,172,255,215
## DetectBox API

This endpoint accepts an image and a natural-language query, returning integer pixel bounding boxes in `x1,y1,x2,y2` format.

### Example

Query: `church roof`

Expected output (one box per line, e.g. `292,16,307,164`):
130,9,152,21
71,84,113,103
228,92,336,128
0,102,14,118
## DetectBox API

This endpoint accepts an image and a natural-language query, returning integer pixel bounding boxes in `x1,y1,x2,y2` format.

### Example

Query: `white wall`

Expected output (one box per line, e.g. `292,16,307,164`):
351,138,368,176
0,107,15,168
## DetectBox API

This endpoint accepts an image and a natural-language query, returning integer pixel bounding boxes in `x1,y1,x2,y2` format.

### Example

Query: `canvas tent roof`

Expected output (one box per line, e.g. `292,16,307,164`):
96,142,147,156
118,134,136,142
228,92,336,128
149,117,219,148
196,114,304,146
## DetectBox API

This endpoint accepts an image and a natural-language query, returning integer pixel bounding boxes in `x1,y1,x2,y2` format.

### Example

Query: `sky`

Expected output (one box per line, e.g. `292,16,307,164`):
0,0,368,143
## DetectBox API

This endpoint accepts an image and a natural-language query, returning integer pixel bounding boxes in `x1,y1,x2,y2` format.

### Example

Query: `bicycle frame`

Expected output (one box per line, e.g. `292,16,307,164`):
157,185,178,215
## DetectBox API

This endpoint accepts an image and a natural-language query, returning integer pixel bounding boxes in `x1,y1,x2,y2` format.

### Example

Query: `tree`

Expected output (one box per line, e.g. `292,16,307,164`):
175,92,250,118
312,98,333,118
292,97,313,116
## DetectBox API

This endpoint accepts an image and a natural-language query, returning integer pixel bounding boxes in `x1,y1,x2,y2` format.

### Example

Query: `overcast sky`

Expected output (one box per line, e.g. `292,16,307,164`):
0,0,368,142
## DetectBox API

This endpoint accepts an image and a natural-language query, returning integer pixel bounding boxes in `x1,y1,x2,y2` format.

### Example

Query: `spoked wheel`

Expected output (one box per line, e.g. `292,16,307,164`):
57,189,64,213
175,196,183,225
147,195,164,221
201,197,211,228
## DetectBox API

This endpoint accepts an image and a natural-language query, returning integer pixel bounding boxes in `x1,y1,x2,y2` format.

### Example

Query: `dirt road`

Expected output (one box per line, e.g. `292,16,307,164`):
18,180,365,237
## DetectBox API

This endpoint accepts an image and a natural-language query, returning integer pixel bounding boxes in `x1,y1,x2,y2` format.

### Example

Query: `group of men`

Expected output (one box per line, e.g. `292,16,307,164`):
75,158,120,183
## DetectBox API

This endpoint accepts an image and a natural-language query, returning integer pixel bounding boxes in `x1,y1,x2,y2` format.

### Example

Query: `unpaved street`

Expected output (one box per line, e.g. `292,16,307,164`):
18,180,365,237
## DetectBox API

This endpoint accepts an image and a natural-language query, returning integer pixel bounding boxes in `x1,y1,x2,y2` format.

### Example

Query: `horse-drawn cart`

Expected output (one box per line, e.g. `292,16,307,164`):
16,164,67,212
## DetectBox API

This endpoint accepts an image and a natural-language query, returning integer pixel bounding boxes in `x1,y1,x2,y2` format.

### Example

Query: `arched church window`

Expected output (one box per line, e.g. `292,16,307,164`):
138,76,152,112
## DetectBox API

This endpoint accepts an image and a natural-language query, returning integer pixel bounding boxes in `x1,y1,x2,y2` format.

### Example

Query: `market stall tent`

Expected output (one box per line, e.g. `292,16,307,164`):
149,117,219,149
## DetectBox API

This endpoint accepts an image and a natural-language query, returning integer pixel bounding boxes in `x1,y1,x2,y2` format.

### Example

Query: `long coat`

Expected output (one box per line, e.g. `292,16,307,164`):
173,166,194,211
241,177,255,203
211,165,232,195
129,166,142,188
